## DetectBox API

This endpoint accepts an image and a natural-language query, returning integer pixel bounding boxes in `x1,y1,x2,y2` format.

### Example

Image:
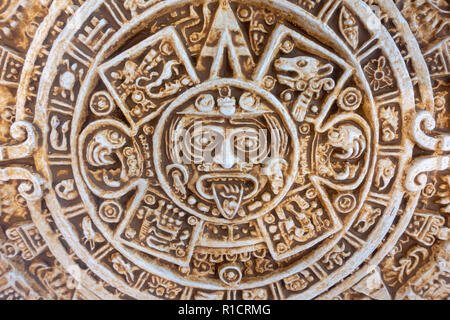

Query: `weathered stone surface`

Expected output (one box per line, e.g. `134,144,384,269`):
0,0,448,300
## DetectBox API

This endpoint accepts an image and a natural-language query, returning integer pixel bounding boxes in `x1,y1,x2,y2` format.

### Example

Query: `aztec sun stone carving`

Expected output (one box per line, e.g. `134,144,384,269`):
2,0,447,300
74,0,378,291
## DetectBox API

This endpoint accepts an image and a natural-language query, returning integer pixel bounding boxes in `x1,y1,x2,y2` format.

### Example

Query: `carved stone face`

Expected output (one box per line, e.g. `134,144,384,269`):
171,115,282,219
154,83,299,222
183,119,265,219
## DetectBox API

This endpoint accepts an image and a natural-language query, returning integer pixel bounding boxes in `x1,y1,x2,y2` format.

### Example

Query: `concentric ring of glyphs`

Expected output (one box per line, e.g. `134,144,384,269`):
14,0,430,299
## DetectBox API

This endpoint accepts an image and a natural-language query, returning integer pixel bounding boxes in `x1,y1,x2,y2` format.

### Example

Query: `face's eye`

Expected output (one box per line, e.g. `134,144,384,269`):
297,59,308,68
191,128,222,152
195,134,213,148
234,132,261,153
328,129,341,140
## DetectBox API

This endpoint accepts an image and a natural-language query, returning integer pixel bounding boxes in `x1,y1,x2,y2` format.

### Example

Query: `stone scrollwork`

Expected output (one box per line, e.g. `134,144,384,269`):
411,110,450,152
0,118,42,201
0,121,37,162
406,156,450,193
0,166,44,202
0,0,448,300
406,110,450,192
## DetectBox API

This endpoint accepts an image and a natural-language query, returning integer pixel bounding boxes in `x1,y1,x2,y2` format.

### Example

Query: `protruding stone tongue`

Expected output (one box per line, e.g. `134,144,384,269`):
212,182,244,219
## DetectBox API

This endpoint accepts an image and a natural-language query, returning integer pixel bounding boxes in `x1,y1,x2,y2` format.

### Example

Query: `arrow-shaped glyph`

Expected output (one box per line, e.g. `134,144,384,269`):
197,0,254,79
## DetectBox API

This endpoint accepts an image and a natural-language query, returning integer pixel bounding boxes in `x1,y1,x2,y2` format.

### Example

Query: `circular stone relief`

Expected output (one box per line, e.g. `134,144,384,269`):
154,79,300,224
1,0,447,301
34,0,414,296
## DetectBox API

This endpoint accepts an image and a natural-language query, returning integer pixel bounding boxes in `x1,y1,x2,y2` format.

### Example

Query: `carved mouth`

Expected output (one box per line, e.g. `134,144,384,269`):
274,67,298,88
196,174,258,219
276,74,297,88
275,69,298,78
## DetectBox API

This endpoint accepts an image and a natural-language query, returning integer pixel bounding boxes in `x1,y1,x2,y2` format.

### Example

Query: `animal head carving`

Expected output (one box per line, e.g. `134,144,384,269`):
274,56,334,91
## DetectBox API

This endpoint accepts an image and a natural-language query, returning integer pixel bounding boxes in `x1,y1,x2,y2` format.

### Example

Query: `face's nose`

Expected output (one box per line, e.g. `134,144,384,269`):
213,139,236,169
